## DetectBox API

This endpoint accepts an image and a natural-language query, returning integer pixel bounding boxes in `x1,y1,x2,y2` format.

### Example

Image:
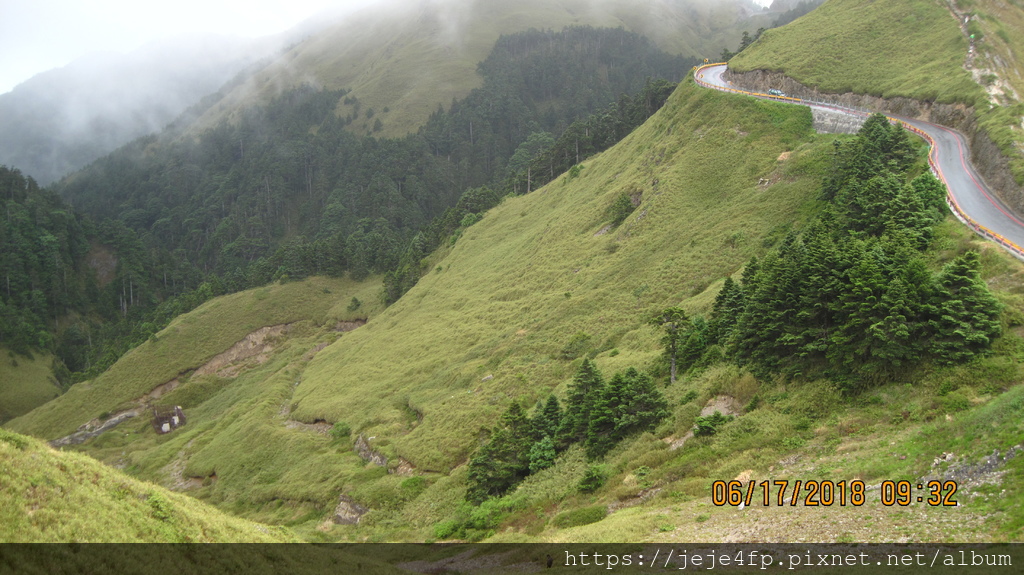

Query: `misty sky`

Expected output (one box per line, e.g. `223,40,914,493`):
0,0,774,95
0,0,374,94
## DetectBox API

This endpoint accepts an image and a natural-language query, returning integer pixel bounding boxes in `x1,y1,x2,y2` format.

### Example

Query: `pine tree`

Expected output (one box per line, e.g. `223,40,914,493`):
528,435,556,473
910,172,948,223
465,402,533,503
557,359,604,448
928,251,1002,364
884,184,933,248
585,370,629,459
585,368,668,459
613,368,669,438
710,277,743,344
650,306,689,383
531,395,562,441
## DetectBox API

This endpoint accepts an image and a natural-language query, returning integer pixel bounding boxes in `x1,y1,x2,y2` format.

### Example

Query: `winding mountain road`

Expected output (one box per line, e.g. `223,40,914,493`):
696,63,1024,260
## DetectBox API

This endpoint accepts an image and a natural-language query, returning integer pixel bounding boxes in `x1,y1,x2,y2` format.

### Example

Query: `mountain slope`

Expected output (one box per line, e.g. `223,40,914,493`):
187,0,776,138
10,70,1024,544
0,428,293,542
730,0,980,103
9,77,835,534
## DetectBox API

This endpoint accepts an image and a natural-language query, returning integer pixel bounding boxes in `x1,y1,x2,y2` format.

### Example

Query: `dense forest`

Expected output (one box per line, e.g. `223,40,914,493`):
1,27,692,389
60,26,691,281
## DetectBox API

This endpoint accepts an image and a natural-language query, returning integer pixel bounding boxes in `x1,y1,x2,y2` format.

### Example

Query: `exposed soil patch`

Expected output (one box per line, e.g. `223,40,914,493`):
393,457,416,476
49,408,142,447
354,434,388,467
334,319,366,332
193,323,293,378
329,495,369,525
666,395,742,451
701,395,742,418
609,487,662,512
145,378,181,402
284,420,332,435
161,441,216,491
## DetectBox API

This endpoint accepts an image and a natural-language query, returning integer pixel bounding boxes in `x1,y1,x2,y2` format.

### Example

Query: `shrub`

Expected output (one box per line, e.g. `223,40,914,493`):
560,332,592,360
329,422,351,440
578,465,607,493
693,411,734,437
608,192,636,226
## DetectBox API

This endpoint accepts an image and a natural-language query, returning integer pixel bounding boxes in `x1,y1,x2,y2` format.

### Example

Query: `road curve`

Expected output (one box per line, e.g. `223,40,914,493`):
696,63,1024,260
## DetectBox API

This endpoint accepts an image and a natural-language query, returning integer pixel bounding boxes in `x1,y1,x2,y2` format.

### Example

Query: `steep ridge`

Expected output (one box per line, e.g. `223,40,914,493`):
185,0,776,138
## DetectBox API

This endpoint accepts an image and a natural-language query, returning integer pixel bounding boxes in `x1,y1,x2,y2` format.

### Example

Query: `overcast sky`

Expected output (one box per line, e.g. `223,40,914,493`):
0,0,774,95
0,0,375,94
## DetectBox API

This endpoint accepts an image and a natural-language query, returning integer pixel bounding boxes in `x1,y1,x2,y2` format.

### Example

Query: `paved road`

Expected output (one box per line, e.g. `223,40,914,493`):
697,63,1024,258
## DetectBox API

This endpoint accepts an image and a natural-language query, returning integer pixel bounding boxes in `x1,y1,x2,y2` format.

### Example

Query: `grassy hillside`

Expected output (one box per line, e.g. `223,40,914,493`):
292,80,823,472
730,0,1024,186
189,0,774,138
0,350,58,424
6,276,383,440
730,0,981,103
0,428,293,542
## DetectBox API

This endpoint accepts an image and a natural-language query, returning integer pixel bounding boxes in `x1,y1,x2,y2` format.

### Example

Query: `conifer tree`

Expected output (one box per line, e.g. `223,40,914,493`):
585,368,668,459
613,368,669,438
710,276,743,344
928,251,1002,364
466,402,533,503
884,183,933,248
557,359,604,448
910,172,948,223
585,370,629,459
650,306,689,383
528,435,557,473
531,395,562,441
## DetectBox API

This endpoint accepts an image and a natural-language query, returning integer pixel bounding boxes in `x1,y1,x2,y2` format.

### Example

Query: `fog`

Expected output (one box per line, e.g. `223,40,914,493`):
0,0,783,184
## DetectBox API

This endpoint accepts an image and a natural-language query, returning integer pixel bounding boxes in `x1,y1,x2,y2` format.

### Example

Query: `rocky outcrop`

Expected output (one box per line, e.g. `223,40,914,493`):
330,495,369,525
354,434,388,467
723,68,1024,215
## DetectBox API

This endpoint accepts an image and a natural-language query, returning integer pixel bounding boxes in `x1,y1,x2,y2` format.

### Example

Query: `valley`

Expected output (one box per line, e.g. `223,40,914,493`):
3,0,1024,553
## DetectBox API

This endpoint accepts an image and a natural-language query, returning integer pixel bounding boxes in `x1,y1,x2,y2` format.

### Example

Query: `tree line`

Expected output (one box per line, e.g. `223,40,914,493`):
657,114,1002,391
466,359,668,504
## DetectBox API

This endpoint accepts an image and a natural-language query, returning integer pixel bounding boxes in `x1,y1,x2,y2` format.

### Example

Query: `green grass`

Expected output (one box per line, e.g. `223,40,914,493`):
13,63,1024,543
0,427,295,542
730,0,982,104
292,79,826,473
0,349,59,424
